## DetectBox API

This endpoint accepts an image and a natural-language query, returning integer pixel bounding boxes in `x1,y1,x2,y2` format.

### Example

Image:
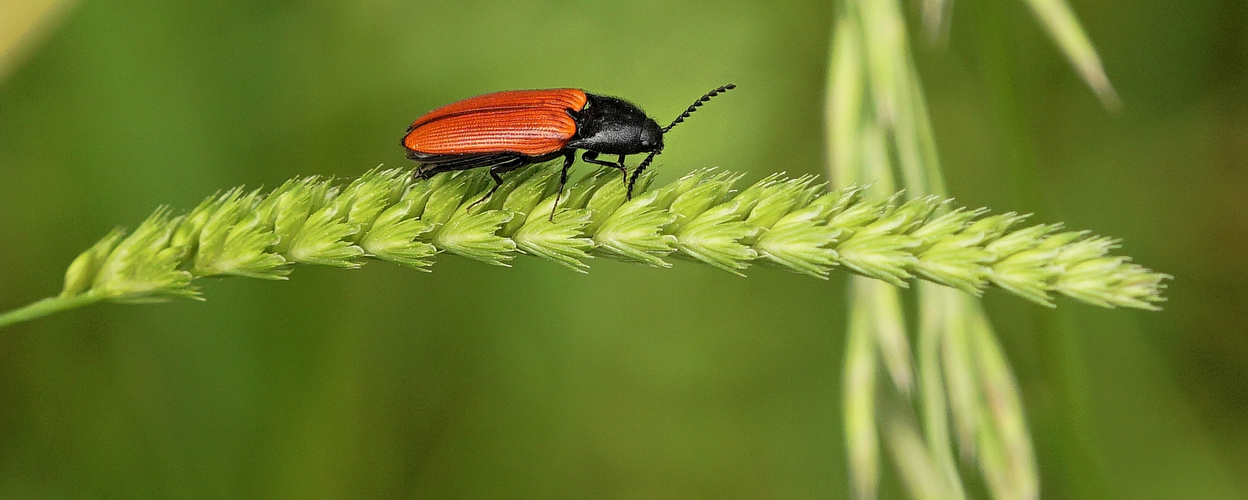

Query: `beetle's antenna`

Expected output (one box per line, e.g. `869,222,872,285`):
631,84,733,198
662,83,736,133
627,150,660,199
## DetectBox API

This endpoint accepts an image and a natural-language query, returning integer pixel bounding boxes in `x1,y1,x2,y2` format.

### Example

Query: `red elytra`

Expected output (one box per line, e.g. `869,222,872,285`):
401,84,735,213
402,88,588,157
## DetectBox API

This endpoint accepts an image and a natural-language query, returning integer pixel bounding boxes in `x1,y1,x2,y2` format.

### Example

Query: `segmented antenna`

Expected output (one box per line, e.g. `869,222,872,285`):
626,150,660,199
627,84,736,199
662,83,736,133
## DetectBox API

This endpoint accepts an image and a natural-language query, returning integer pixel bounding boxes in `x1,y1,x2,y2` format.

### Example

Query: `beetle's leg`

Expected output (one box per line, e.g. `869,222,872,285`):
581,151,629,186
616,154,628,187
412,153,521,181
466,158,526,211
414,164,437,180
464,170,504,212
551,150,577,221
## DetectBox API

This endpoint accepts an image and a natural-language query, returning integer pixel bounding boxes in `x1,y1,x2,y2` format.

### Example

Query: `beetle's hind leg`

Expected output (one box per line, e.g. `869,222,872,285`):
413,164,438,180
409,152,520,181
581,151,629,187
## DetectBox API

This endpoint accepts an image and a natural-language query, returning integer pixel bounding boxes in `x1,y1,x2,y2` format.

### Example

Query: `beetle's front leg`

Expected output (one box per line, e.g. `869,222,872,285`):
581,151,629,187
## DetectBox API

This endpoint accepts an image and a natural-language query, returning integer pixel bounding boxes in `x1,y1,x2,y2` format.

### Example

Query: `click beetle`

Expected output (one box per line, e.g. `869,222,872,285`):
401,84,735,211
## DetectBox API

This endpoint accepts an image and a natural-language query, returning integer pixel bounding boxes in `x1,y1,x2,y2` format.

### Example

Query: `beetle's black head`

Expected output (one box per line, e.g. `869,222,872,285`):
638,118,663,151
567,94,663,155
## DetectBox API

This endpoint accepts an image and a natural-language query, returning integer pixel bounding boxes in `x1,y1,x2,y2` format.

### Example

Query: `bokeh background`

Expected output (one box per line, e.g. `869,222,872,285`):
0,0,1244,498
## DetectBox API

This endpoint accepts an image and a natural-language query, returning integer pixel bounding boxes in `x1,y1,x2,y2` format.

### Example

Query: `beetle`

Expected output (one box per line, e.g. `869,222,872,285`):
401,84,735,212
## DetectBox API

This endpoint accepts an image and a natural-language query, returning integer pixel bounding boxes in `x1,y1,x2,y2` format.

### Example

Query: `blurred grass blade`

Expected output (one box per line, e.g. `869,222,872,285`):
855,0,908,126
884,416,954,500
890,60,932,195
906,65,947,197
970,301,1040,500
942,293,981,457
922,0,954,44
828,13,866,188
845,280,881,499
918,283,969,500
1021,0,1120,108
866,267,914,394
0,0,77,83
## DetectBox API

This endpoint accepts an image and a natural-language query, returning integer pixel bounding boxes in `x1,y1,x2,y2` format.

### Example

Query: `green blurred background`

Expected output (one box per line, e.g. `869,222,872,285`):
0,0,1244,498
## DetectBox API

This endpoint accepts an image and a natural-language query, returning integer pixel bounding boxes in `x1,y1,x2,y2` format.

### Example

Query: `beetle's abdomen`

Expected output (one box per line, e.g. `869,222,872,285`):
403,89,588,157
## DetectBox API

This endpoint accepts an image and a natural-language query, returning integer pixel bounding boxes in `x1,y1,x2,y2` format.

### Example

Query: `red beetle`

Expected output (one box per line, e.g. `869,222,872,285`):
401,84,735,209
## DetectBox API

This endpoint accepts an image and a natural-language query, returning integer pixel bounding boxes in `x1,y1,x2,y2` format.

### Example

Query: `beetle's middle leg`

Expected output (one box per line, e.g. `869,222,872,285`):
551,149,578,221
466,157,527,211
